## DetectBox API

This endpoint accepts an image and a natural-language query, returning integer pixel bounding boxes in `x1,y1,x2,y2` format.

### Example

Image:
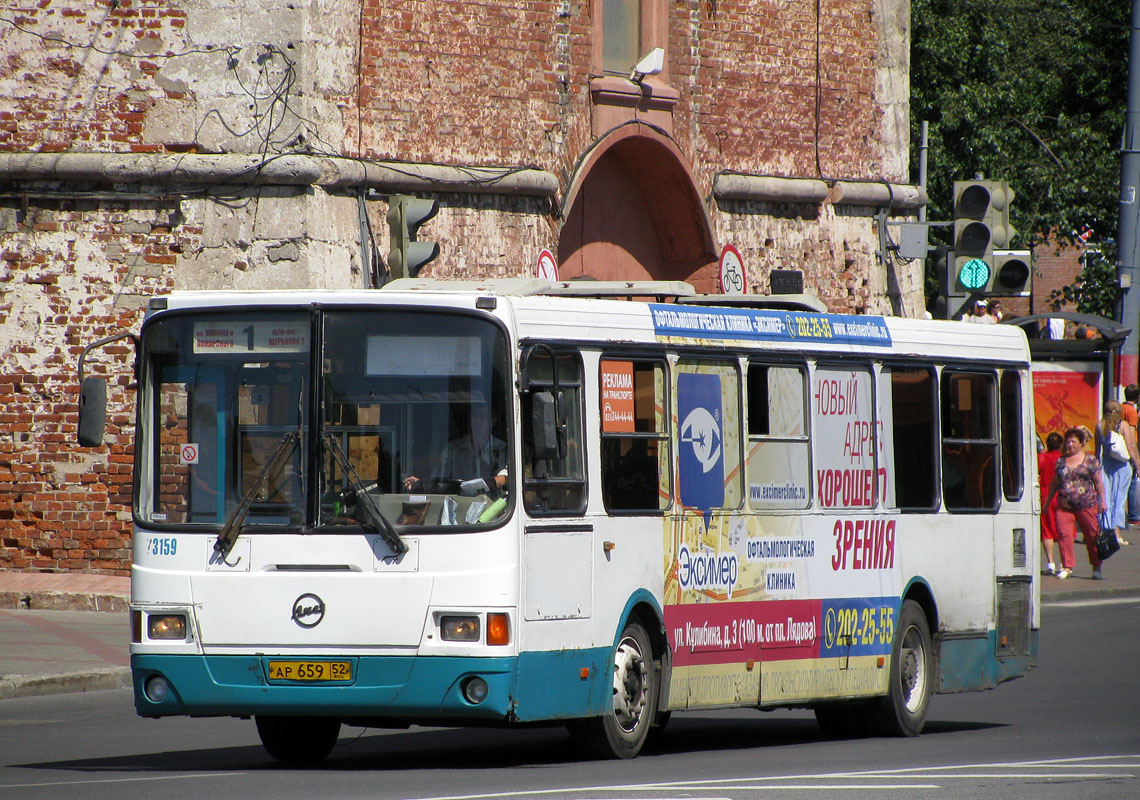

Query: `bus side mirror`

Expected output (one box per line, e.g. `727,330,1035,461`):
76,330,139,447
531,391,564,460
78,377,108,447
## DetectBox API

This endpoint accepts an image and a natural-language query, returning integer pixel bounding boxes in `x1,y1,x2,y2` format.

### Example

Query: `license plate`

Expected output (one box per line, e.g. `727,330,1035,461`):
267,660,352,681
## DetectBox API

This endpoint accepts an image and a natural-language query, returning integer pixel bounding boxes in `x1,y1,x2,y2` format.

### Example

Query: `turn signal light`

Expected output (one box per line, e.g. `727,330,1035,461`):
487,613,510,646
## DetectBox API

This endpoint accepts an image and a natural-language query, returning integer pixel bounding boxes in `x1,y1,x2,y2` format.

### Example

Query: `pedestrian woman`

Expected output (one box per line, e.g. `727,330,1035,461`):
1044,426,1107,580
1096,401,1131,550
1117,401,1139,546
1038,431,1063,575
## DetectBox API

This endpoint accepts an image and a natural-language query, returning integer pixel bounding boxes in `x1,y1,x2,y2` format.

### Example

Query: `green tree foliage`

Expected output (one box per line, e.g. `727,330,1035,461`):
1049,242,1119,313
911,0,1128,255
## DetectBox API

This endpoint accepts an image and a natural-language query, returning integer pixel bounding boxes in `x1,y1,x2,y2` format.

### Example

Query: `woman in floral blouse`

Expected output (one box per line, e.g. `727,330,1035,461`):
1044,426,1108,580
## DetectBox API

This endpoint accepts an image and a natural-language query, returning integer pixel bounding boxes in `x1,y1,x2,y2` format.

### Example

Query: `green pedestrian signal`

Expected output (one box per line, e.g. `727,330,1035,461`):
958,258,991,291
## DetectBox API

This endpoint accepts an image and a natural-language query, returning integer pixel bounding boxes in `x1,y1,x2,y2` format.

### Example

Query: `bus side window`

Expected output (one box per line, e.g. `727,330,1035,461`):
1000,370,1025,501
941,371,998,511
600,359,670,512
521,350,586,515
746,363,810,509
880,366,939,511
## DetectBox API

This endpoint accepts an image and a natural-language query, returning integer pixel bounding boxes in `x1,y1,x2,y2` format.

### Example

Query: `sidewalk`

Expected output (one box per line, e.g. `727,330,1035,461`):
1,539,1139,702
0,572,131,700
1033,529,1140,602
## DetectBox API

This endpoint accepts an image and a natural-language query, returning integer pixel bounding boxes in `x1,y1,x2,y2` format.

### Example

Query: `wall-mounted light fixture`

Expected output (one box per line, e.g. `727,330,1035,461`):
629,48,664,84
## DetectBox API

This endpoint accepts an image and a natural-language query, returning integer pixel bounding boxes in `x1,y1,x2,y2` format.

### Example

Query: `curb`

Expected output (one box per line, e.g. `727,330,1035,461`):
0,590,129,613
0,667,132,701
1041,587,1140,605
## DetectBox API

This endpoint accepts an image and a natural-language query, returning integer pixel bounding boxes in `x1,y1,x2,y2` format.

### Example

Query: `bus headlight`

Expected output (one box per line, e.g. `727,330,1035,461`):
440,615,480,642
147,613,187,640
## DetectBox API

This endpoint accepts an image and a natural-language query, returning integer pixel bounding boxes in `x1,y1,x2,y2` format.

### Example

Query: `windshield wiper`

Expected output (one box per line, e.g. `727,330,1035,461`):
322,432,407,555
212,428,300,561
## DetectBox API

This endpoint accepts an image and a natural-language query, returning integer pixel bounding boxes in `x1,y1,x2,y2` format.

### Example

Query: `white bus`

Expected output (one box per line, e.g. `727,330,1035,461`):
77,278,1038,763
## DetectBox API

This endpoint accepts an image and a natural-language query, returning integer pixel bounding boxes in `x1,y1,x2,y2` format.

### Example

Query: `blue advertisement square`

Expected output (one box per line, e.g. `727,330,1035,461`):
819,597,896,658
677,372,724,510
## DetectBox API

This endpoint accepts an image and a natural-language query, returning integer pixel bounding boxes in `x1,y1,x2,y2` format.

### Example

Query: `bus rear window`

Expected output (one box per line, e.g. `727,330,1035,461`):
942,371,998,511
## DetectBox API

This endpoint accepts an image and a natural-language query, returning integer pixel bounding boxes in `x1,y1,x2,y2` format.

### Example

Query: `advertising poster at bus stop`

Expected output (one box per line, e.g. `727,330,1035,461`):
1031,361,1102,447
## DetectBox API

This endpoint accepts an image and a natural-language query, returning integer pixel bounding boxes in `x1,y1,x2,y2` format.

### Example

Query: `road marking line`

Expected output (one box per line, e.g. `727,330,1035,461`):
414,790,941,800
0,773,246,790
406,756,1140,800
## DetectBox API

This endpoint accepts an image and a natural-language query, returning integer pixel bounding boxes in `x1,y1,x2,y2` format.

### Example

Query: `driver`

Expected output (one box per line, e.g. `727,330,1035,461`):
404,404,507,492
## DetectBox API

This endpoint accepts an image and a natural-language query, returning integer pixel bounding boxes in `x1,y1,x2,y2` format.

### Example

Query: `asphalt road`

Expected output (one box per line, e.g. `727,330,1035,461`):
1,597,1138,800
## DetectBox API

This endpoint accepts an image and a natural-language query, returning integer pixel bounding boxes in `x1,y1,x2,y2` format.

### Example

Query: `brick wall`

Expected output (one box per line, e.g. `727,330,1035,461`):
685,0,882,179
0,202,183,574
1030,240,1086,318
356,1,888,187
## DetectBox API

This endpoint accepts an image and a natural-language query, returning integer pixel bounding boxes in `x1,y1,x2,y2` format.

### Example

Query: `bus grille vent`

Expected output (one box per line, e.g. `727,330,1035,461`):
995,577,1030,657
1011,527,1026,569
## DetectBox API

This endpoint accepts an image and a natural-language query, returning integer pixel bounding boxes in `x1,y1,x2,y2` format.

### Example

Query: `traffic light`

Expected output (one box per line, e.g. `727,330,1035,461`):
991,183,1015,251
991,249,1031,296
387,195,440,278
929,244,954,319
952,180,1014,293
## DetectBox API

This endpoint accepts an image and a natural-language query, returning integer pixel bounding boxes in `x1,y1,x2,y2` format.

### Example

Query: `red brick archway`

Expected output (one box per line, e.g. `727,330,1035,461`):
558,123,718,289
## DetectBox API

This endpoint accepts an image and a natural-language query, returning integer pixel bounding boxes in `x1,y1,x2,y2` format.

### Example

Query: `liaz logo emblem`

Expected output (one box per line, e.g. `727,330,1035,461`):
681,406,722,473
291,593,326,628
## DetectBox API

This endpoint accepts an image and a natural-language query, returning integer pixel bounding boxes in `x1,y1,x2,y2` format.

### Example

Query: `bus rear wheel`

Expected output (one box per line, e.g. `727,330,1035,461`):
569,620,657,759
255,715,341,765
871,599,933,736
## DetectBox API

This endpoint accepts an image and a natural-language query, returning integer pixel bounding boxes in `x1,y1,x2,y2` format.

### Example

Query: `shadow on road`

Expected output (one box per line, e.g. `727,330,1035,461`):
12,713,1007,772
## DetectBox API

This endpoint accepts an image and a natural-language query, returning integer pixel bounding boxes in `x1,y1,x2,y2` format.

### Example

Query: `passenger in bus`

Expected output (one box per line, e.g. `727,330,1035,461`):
1044,426,1108,580
1038,432,1063,576
403,404,508,494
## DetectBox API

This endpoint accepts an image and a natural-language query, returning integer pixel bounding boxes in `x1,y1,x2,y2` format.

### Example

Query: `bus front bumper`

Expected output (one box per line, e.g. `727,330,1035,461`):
132,648,612,722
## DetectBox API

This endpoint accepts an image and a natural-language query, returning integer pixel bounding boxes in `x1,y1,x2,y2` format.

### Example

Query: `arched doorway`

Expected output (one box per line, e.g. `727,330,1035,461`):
558,123,718,288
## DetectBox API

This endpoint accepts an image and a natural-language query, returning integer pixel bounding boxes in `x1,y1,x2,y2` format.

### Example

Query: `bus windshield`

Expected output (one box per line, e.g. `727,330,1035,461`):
136,308,512,532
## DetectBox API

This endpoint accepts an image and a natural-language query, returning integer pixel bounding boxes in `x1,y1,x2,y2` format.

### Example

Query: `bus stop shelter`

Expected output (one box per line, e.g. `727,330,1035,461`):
1004,312,1132,441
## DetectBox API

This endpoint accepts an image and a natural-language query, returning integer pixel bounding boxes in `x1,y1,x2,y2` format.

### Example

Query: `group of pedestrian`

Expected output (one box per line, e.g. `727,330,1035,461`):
1039,385,1140,581
961,299,1003,323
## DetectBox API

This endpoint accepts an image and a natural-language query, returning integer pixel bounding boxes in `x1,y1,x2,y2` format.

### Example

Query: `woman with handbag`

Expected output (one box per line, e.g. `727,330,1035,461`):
1096,402,1132,549
1116,407,1139,546
1044,426,1108,580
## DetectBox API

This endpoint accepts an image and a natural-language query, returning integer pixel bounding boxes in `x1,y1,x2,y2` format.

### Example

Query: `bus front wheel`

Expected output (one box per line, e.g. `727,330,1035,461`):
569,620,657,759
255,715,341,765
872,599,933,736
